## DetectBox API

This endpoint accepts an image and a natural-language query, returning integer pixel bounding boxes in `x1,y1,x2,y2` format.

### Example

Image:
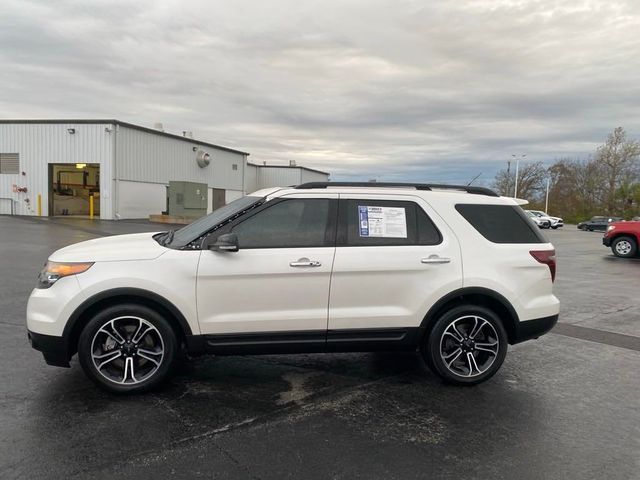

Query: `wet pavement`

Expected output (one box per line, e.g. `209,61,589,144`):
1,216,639,479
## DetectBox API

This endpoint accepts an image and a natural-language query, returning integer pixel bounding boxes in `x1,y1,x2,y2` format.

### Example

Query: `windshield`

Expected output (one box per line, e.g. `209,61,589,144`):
165,195,263,248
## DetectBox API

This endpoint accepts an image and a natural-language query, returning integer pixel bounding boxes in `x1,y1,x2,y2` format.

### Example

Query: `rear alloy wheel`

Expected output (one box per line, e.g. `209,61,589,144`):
78,304,177,394
423,305,508,386
611,236,637,258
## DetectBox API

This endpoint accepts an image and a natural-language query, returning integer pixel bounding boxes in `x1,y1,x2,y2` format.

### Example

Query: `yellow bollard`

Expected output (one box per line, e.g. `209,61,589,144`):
89,195,94,219
37,194,42,216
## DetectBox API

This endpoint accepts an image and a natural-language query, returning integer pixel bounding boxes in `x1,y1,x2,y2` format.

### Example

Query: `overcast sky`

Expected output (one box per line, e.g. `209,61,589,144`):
1,0,639,184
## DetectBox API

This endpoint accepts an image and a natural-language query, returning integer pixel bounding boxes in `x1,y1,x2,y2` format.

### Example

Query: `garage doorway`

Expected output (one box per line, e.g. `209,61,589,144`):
48,163,100,216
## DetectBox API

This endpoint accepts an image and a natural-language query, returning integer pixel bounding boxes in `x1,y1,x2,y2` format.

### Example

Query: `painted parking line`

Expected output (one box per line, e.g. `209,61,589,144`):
552,322,640,352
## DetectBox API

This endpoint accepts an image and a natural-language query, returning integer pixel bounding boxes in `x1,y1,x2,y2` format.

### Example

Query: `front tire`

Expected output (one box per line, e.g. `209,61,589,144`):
78,304,178,394
422,305,508,386
611,236,637,258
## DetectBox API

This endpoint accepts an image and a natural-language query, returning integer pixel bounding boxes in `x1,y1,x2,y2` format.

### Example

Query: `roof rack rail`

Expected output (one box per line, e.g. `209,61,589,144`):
294,182,499,197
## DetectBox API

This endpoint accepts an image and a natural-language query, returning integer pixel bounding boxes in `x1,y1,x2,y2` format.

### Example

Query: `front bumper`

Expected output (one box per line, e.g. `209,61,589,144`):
27,330,71,367
512,314,559,344
603,237,612,247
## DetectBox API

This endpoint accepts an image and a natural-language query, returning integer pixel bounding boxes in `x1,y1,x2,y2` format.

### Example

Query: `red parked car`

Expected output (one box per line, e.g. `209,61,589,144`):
603,220,640,257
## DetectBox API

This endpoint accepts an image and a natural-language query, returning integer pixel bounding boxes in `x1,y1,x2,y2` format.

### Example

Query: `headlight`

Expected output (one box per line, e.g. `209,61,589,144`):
607,225,615,232
37,261,94,289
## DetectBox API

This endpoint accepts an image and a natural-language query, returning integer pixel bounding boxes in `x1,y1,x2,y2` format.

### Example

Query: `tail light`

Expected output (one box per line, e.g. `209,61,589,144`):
530,249,556,282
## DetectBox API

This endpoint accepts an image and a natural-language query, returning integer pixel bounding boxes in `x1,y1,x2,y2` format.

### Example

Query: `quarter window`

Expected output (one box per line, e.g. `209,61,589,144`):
456,204,546,243
232,198,332,248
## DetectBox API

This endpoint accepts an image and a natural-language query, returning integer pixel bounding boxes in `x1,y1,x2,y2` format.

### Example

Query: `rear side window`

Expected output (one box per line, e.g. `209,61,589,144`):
339,199,441,246
455,204,546,244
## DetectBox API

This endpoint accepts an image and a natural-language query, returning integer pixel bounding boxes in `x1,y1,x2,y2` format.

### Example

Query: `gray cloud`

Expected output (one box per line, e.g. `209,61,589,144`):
1,0,640,184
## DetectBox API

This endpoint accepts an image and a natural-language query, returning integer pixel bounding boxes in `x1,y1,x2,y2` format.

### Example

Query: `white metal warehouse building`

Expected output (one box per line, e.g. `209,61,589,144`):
0,120,328,219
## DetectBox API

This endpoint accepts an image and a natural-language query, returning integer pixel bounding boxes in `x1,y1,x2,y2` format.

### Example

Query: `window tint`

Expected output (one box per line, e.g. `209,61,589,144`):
341,199,441,246
232,198,332,248
456,204,546,244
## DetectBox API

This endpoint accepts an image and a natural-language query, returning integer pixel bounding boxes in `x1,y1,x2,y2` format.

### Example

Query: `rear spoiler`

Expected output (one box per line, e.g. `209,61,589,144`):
501,196,529,206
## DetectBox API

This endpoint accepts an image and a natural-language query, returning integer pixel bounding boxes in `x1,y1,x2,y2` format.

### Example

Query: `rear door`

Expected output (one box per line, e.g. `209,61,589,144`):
327,194,462,346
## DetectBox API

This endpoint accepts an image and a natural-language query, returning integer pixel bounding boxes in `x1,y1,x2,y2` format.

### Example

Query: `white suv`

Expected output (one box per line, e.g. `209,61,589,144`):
27,182,559,393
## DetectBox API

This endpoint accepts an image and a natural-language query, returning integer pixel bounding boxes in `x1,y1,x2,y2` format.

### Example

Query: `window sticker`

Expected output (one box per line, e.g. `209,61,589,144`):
358,206,407,238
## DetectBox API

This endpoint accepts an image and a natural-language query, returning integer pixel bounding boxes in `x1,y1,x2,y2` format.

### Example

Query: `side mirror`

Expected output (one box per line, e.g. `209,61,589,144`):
209,233,239,252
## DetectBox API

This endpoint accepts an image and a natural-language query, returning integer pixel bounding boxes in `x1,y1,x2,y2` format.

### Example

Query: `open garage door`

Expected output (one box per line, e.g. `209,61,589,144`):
48,163,100,217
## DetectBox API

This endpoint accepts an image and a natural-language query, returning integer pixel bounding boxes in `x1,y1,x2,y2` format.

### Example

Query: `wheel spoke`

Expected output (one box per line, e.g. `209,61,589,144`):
445,348,463,367
469,318,489,339
137,350,161,366
97,350,122,369
475,345,498,355
122,357,136,383
443,330,463,342
452,323,465,341
468,317,480,338
132,325,152,344
98,328,125,346
466,352,480,376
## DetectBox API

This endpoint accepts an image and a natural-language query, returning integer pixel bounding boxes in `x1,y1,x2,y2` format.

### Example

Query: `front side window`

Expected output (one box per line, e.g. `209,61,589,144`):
339,199,441,246
232,198,332,248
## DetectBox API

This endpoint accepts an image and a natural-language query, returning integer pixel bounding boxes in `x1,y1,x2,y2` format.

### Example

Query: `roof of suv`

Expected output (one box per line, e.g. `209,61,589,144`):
294,182,499,197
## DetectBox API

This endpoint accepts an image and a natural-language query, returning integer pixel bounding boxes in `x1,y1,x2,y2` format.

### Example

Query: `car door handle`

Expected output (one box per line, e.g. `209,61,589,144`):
290,258,322,267
421,255,451,264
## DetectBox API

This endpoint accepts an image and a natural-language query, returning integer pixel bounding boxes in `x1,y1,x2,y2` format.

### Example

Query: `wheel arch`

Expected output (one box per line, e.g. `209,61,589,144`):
420,287,520,344
63,288,193,357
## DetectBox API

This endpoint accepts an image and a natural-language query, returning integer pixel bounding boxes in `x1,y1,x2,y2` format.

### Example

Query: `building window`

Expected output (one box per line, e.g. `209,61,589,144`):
0,153,19,174
232,164,238,171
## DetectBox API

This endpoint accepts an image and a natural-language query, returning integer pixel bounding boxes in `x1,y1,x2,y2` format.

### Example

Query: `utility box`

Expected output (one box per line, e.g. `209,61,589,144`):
168,181,208,218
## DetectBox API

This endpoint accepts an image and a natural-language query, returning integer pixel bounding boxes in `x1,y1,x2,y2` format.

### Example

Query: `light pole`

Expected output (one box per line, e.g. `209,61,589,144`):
545,177,550,214
512,154,526,197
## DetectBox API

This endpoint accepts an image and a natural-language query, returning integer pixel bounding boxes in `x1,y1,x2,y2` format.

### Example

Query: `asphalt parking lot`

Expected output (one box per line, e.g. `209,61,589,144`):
1,216,639,480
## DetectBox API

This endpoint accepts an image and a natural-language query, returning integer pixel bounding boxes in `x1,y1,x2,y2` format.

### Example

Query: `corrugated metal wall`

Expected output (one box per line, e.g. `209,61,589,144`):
114,125,247,219
256,167,302,188
116,126,245,189
246,166,329,191
300,168,329,184
0,123,113,217
244,164,258,193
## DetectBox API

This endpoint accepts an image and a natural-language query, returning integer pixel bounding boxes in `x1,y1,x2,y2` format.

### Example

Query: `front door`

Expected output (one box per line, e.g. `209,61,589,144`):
327,195,462,343
196,194,338,341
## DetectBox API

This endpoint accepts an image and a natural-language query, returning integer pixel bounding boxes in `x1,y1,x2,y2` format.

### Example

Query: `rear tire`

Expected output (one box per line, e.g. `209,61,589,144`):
422,305,508,386
611,236,637,258
78,304,178,394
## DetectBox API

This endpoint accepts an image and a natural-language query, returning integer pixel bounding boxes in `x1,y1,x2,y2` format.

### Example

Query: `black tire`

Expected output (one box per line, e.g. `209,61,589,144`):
551,226,558,229
78,304,178,394
422,305,508,386
611,236,638,258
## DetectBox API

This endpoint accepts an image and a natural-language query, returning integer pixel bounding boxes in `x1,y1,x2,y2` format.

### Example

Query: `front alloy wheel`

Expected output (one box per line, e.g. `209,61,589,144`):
78,304,177,394
91,316,165,385
423,305,508,385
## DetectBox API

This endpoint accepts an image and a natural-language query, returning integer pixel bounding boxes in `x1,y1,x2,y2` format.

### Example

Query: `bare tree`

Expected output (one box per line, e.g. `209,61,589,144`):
493,162,546,201
595,127,640,212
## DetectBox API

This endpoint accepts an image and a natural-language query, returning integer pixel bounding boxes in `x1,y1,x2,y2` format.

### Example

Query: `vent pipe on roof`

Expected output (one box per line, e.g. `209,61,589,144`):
153,122,164,132
289,160,296,166
182,131,193,138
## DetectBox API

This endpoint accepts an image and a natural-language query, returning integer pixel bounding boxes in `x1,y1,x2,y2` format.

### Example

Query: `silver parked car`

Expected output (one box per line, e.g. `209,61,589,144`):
528,210,563,229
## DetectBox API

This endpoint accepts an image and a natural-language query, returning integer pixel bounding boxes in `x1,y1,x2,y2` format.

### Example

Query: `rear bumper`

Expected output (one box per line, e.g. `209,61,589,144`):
512,314,559,344
27,330,70,367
